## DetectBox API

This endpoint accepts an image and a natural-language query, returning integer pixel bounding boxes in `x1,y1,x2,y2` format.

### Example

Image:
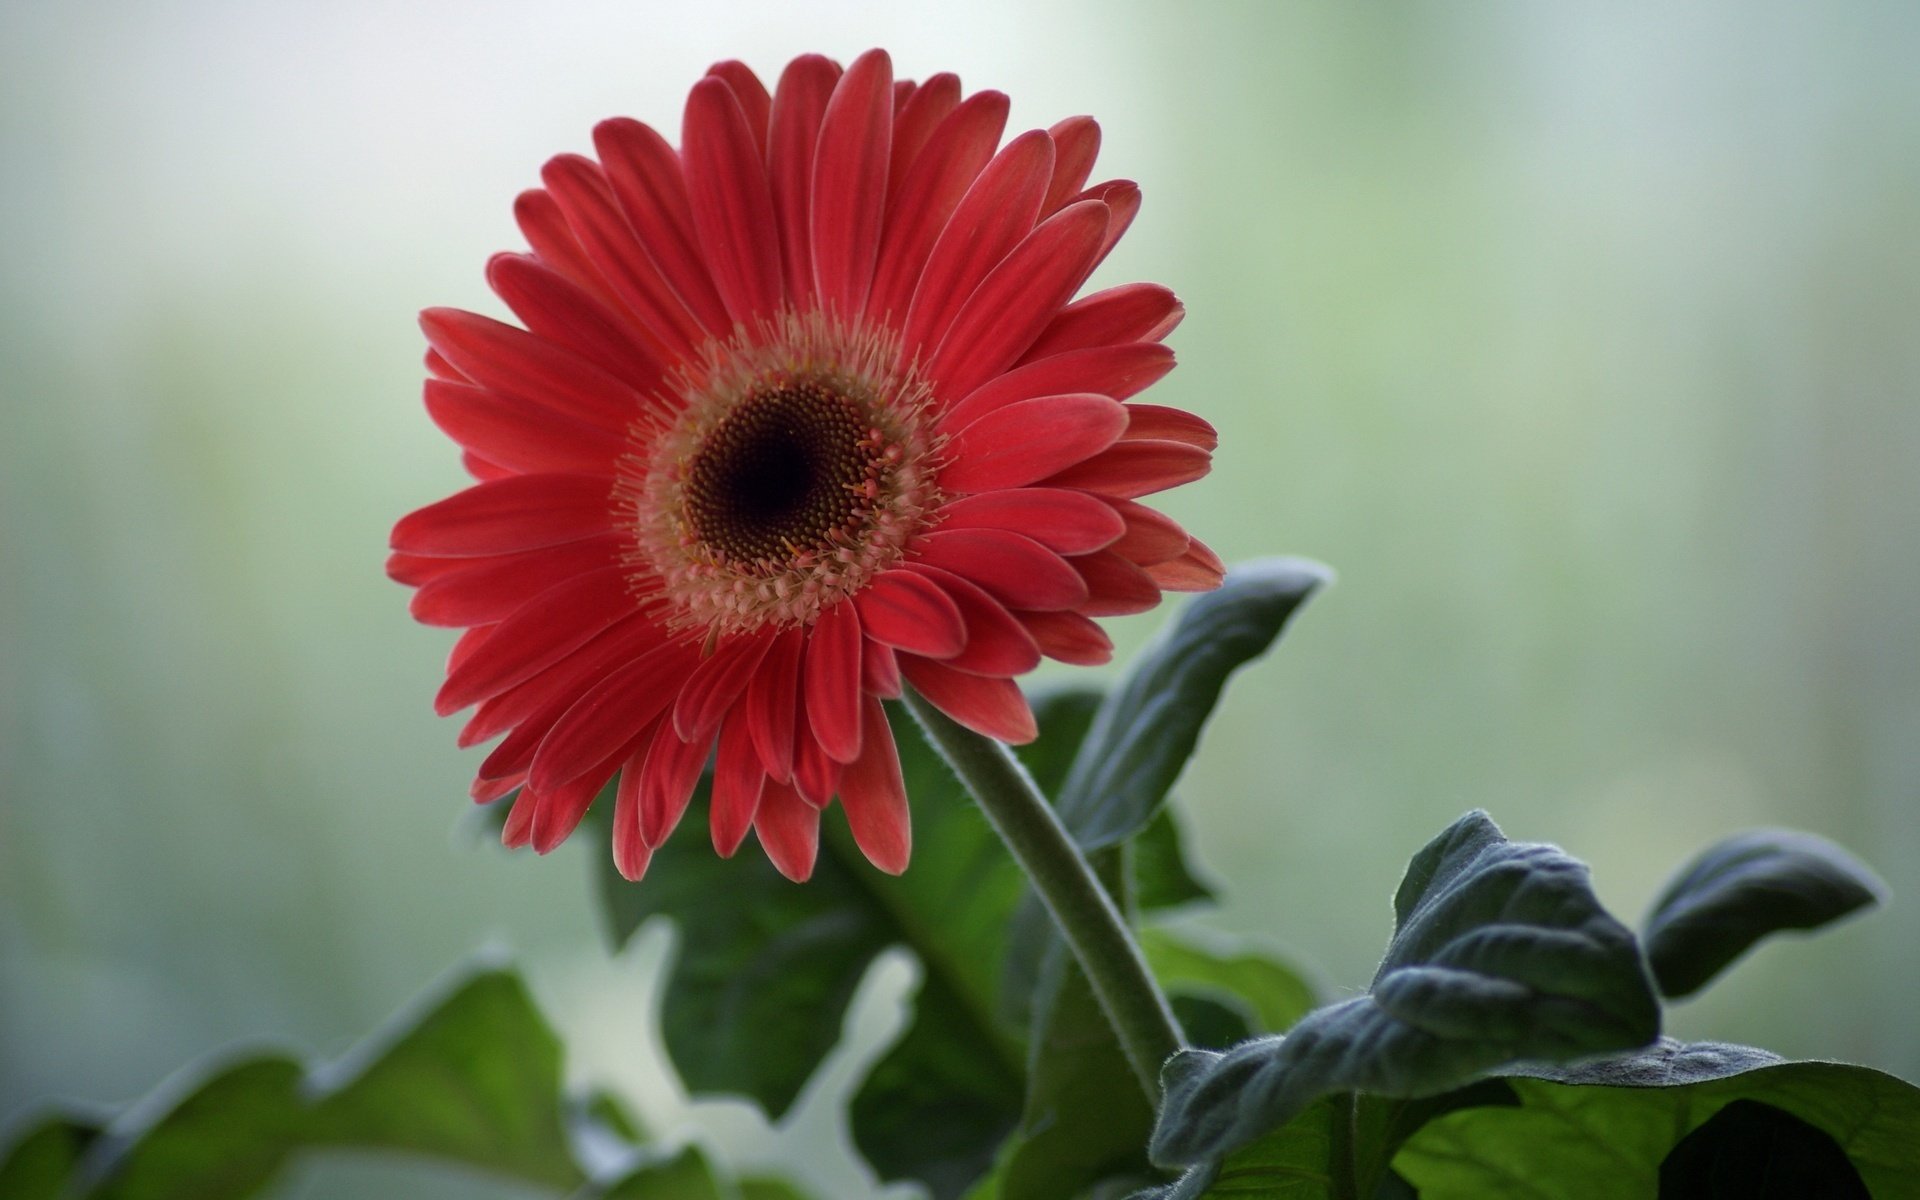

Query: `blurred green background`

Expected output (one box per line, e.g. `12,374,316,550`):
4,2,1917,1196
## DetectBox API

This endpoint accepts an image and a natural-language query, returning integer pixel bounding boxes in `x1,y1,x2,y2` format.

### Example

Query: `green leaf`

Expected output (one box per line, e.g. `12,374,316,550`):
1056,558,1329,852
1132,1098,1340,1199
1641,829,1887,1000
738,1177,819,1200
0,965,586,1200
593,693,1100,1199
1659,1099,1869,1198
580,1145,728,1199
1132,811,1219,913
1141,929,1318,1036
1151,810,1661,1168
1394,1040,1920,1198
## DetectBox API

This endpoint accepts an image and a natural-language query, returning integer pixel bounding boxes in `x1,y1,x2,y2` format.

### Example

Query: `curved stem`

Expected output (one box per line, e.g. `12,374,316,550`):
901,687,1186,1099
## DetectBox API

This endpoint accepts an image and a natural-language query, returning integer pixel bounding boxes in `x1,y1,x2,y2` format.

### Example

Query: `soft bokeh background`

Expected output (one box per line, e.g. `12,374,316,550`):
4,1,1917,1196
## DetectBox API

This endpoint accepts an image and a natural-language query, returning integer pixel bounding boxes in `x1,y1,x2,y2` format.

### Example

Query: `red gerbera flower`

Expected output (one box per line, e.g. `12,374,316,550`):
389,50,1221,883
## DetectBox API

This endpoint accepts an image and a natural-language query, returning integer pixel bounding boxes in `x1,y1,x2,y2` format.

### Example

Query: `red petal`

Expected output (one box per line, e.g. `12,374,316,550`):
1073,551,1163,616
501,789,538,848
528,640,696,793
590,119,733,337
1043,439,1212,499
1021,609,1114,666
745,628,804,782
887,72,961,200
940,393,1127,494
791,724,844,808
927,200,1111,398
1107,498,1192,566
423,379,626,476
901,129,1053,358
906,565,1042,677
387,551,470,587
1042,116,1101,214
611,750,653,881
862,637,902,698
672,632,775,741
1147,538,1226,592
530,762,619,855
392,474,613,558
426,347,466,382
898,657,1037,743
461,452,512,482
460,614,661,749
941,341,1175,431
639,718,712,847
935,488,1124,555
811,49,893,316
1071,179,1141,272
409,535,622,628
704,60,772,158
710,708,766,857
1021,282,1184,362
804,600,865,763
913,528,1088,612
682,77,785,324
539,155,707,361
419,307,643,431
1123,404,1217,451
485,252,664,392
474,773,523,805
447,624,494,675
839,697,910,873
766,54,841,306
866,91,1009,327
434,565,632,714
754,781,821,882
854,569,966,658
513,188,621,311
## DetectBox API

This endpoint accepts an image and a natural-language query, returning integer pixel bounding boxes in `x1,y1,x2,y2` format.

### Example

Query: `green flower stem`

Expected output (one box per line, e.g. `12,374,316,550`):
902,687,1186,1099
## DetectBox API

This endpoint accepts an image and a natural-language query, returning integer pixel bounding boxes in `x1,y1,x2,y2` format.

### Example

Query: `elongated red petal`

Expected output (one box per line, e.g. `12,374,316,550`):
530,760,620,855
1106,498,1192,565
434,565,632,714
913,529,1088,612
683,77,785,323
790,726,844,809
1071,178,1141,271
940,393,1127,494
1042,116,1101,214
591,119,733,336
539,155,708,360
1021,282,1184,362
898,657,1037,743
1147,538,1226,592
528,641,696,793
941,341,1175,431
935,489,1124,555
766,54,841,305
1123,404,1217,451
811,49,893,316
907,565,1041,677
423,379,626,476
853,569,966,658
420,307,642,431
710,709,766,857
460,614,661,749
804,600,865,763
611,751,654,881
1021,609,1114,666
392,474,613,558
513,188,620,311
901,129,1053,357
754,781,821,881
1073,550,1163,616
410,536,622,628
1043,439,1212,499
705,60,772,157
672,632,774,741
486,252,665,392
862,637,902,698
640,719,713,846
867,91,1009,327
887,72,961,200
745,628,804,782
840,697,910,873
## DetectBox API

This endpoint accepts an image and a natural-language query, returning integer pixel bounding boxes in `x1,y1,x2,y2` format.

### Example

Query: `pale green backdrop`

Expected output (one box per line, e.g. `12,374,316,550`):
3,2,1917,1197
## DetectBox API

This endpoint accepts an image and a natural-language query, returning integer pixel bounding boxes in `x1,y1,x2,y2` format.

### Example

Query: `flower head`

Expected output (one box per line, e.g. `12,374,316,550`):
390,50,1220,882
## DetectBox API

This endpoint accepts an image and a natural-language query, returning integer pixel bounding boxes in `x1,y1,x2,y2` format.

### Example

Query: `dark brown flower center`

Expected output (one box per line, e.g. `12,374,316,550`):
681,380,879,567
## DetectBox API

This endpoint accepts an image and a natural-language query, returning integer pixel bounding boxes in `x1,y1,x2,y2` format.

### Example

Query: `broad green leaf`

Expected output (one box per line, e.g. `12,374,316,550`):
1131,1098,1339,1199
1395,1040,1920,1198
1140,929,1318,1036
0,966,586,1200
1132,811,1218,913
738,1177,819,1200
580,1145,728,1199
1151,811,1660,1167
594,693,1097,1199
1641,829,1887,999
1659,1099,1869,1197
1056,559,1329,852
